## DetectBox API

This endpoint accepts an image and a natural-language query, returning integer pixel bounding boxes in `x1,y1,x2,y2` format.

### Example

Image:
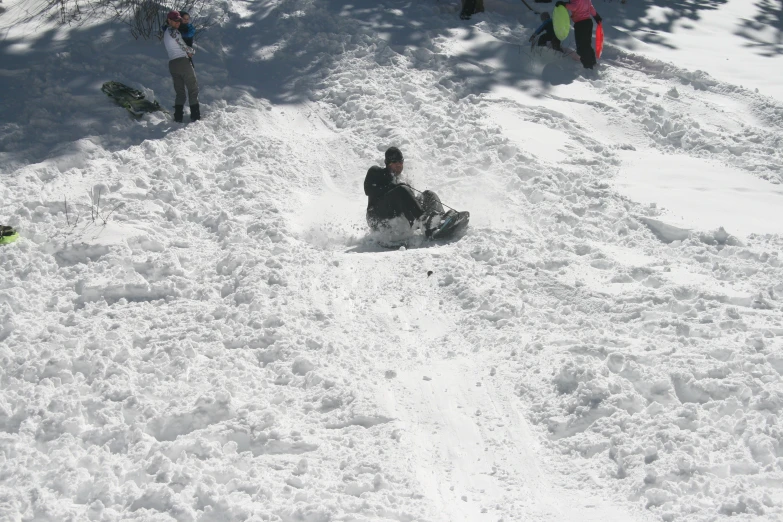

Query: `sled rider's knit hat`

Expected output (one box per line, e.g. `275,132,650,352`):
384,147,404,164
167,10,182,22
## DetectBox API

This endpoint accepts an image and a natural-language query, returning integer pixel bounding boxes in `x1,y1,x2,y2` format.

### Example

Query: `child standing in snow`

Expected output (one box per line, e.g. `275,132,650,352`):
178,11,196,70
556,0,602,69
529,12,562,52
178,11,195,47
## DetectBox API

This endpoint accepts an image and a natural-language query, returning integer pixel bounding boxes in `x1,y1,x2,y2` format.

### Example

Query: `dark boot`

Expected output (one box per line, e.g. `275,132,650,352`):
173,105,184,123
426,210,470,240
190,104,200,122
418,190,444,214
460,0,476,19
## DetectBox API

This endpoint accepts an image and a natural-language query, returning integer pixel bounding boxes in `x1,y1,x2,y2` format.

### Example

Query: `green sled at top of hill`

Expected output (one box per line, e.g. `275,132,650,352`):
553,5,570,41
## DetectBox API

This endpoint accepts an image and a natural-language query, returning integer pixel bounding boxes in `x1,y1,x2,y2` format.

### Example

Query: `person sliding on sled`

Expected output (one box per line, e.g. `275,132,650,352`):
364,147,468,240
529,12,562,52
163,10,200,123
556,0,601,69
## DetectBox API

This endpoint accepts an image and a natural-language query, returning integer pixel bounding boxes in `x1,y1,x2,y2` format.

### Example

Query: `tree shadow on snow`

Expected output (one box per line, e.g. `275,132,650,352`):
0,17,186,170
599,0,781,58
734,0,783,57
211,0,589,106
0,0,333,169
9,0,742,171
0,0,581,170
597,0,728,51
364,0,579,92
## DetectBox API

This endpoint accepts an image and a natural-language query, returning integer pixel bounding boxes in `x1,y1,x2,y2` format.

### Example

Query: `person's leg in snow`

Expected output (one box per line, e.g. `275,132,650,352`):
366,184,458,237
367,185,467,240
573,18,596,69
460,0,476,20
169,58,189,121
417,190,449,236
418,190,444,214
367,184,426,230
169,57,200,122
537,33,562,52
183,61,200,121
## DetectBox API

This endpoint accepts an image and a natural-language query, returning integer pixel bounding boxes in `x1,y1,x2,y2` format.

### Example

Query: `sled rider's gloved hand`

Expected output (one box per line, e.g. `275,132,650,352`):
594,13,602,24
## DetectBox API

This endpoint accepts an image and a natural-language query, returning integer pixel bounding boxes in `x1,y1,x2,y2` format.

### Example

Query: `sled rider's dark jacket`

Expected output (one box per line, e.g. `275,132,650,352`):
365,165,428,228
364,166,398,213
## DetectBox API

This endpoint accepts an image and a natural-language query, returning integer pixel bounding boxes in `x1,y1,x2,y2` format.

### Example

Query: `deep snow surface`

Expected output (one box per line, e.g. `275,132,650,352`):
1,0,782,521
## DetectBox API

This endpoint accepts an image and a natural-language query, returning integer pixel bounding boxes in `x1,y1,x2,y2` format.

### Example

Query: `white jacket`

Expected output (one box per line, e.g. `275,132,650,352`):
164,27,194,61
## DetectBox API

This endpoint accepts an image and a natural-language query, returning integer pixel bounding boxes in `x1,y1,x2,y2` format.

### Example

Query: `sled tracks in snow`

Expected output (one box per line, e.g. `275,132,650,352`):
377,359,650,522
598,48,783,184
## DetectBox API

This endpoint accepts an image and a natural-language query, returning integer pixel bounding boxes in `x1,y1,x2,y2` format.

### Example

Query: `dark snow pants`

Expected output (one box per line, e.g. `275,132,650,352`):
460,0,476,18
573,18,596,69
537,32,562,52
169,57,199,106
367,186,443,230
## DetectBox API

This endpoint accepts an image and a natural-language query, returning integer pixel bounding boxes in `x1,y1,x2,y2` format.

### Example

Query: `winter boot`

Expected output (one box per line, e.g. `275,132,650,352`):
190,104,200,122
426,210,470,240
421,211,443,238
173,105,184,123
460,0,476,19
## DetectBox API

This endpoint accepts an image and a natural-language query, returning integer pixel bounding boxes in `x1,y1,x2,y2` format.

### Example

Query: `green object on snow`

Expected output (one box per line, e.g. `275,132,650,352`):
101,81,165,117
0,226,18,245
0,233,19,245
553,5,570,41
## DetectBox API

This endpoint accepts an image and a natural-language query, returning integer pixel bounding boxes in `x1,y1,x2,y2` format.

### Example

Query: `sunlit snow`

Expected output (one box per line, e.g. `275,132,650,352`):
1,0,782,521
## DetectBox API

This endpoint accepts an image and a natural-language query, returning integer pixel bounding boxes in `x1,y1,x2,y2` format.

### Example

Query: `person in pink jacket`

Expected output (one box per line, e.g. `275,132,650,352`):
556,0,602,69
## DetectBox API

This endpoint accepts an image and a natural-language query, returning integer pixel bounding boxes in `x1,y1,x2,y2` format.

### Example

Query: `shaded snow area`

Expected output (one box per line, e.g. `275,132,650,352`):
1,0,783,521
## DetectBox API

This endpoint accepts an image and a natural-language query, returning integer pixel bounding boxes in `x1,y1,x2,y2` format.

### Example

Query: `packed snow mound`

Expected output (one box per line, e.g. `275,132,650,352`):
1,0,783,521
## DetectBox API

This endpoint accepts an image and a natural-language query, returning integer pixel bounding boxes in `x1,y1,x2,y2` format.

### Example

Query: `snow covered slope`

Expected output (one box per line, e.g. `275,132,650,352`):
607,0,783,100
1,0,782,521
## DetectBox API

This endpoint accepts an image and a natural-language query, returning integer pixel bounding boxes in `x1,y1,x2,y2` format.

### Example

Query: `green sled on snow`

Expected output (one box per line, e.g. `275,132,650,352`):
553,5,570,41
101,81,166,117
0,226,18,245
